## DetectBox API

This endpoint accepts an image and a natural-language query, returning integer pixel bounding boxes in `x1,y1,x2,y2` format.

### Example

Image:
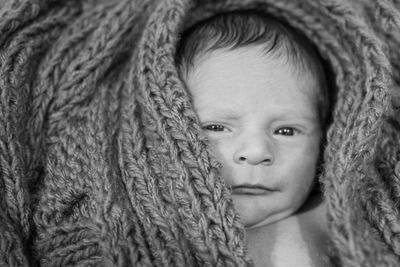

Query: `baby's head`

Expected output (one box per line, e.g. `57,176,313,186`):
176,10,330,228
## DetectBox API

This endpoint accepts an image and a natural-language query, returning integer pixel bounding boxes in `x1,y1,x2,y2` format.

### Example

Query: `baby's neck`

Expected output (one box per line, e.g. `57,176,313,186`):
245,192,333,267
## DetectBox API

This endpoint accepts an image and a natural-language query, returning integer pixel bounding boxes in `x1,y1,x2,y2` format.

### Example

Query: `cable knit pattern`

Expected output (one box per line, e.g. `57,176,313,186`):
1,0,400,266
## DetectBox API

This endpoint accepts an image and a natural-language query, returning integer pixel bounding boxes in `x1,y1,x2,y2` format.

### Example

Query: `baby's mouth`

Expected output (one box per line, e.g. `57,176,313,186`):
231,184,275,195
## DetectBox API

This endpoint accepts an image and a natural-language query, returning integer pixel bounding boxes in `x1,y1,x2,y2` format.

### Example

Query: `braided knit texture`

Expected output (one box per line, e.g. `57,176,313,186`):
1,0,400,266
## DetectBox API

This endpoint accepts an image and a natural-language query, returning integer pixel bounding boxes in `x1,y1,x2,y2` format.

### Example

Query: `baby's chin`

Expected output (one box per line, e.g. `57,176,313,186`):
233,199,298,229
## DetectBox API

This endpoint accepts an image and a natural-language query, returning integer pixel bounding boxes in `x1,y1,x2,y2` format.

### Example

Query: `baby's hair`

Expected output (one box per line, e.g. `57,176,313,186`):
176,10,332,129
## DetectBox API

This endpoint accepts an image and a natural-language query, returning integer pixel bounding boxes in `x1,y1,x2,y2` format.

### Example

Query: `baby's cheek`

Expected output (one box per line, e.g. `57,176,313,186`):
290,172,316,203
206,138,225,161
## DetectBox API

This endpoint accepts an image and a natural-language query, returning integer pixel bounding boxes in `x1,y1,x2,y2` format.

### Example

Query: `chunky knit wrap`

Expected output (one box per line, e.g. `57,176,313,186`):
1,0,400,266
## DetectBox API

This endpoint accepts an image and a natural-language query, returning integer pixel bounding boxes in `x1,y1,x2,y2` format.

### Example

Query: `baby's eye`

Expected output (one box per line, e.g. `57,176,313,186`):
274,127,299,136
203,124,226,132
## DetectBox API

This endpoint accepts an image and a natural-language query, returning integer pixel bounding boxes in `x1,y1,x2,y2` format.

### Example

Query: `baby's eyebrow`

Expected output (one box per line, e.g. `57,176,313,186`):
199,107,242,120
219,112,242,121
274,113,318,122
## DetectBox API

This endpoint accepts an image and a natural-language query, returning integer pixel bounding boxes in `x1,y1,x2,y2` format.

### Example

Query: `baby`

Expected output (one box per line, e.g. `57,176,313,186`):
177,10,332,266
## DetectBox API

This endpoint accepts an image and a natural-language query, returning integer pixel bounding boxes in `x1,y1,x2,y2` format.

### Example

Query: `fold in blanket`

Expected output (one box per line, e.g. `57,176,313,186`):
1,0,400,266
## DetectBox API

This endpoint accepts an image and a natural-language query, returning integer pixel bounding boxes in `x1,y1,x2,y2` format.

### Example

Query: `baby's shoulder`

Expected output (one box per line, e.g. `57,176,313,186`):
246,194,333,267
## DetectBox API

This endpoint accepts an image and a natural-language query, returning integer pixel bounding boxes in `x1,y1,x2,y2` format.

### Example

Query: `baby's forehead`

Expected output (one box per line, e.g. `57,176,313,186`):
190,46,321,96
189,47,318,101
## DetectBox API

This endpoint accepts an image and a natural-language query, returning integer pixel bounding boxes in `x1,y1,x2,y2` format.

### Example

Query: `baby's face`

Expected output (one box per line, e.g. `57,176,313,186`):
185,46,322,229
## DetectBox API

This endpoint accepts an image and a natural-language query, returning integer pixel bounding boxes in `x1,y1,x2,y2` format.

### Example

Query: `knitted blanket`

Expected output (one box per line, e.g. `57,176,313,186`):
1,0,400,266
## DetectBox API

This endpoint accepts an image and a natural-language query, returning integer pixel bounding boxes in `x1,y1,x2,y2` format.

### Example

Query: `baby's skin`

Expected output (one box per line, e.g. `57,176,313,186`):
185,45,331,265
186,45,322,227
246,192,332,266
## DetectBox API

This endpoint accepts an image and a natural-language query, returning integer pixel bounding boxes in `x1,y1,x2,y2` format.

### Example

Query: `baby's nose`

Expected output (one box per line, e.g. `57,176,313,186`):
233,134,274,165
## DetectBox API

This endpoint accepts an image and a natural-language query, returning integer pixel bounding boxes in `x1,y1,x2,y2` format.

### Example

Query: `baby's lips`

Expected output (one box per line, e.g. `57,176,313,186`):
231,184,275,195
